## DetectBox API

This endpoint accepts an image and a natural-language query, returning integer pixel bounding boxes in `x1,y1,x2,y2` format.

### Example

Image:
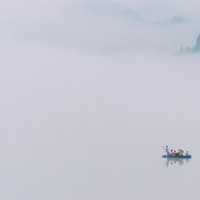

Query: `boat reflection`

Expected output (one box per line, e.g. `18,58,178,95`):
164,157,191,167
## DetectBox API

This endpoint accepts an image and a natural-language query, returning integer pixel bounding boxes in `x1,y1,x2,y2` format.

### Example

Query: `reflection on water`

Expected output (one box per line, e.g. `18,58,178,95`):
164,158,191,167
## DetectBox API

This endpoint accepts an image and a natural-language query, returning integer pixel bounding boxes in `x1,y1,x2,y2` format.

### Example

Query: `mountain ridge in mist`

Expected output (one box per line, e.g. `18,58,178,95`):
74,1,143,22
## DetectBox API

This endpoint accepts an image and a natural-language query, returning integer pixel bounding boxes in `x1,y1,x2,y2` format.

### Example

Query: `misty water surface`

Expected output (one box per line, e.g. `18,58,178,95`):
1,47,200,200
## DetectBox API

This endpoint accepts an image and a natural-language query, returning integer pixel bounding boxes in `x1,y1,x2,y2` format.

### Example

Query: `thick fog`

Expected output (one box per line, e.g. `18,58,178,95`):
1,1,200,200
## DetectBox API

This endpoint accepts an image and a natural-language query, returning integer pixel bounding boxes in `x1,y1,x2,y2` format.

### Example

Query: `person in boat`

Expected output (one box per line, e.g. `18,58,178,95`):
175,151,180,156
178,151,183,156
178,149,184,157
185,151,189,156
163,146,169,155
170,149,173,156
172,150,176,156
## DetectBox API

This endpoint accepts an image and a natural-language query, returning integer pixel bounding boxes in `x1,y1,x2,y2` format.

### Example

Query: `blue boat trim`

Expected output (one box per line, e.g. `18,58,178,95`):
162,155,192,159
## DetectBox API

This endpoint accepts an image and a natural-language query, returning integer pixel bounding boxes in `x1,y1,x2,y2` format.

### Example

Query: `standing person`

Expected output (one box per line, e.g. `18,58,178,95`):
163,146,169,156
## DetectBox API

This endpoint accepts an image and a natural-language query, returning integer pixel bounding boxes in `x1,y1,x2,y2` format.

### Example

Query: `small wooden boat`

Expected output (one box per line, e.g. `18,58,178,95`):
162,155,192,159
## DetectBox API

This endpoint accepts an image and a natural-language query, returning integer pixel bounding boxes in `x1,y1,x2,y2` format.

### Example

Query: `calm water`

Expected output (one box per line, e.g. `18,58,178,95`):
1,52,200,200
0,140,199,200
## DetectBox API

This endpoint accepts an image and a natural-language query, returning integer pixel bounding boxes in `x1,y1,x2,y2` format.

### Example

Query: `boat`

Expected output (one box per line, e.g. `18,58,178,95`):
162,155,192,159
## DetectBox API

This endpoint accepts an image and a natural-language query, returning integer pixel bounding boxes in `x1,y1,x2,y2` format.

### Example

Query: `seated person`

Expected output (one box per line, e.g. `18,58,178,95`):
170,149,173,156
175,151,180,156
185,151,189,156
178,152,183,156
178,151,183,157
172,151,176,156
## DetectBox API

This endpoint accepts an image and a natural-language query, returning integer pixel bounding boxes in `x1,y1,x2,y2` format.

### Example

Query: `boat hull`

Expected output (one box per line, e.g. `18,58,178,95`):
162,155,192,159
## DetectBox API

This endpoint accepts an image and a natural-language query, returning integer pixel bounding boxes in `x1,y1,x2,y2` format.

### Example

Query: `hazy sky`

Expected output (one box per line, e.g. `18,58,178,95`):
1,1,200,200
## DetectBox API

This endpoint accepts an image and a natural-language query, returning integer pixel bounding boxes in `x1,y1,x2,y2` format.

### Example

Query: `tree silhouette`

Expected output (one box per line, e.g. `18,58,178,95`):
194,34,200,52
180,34,200,53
